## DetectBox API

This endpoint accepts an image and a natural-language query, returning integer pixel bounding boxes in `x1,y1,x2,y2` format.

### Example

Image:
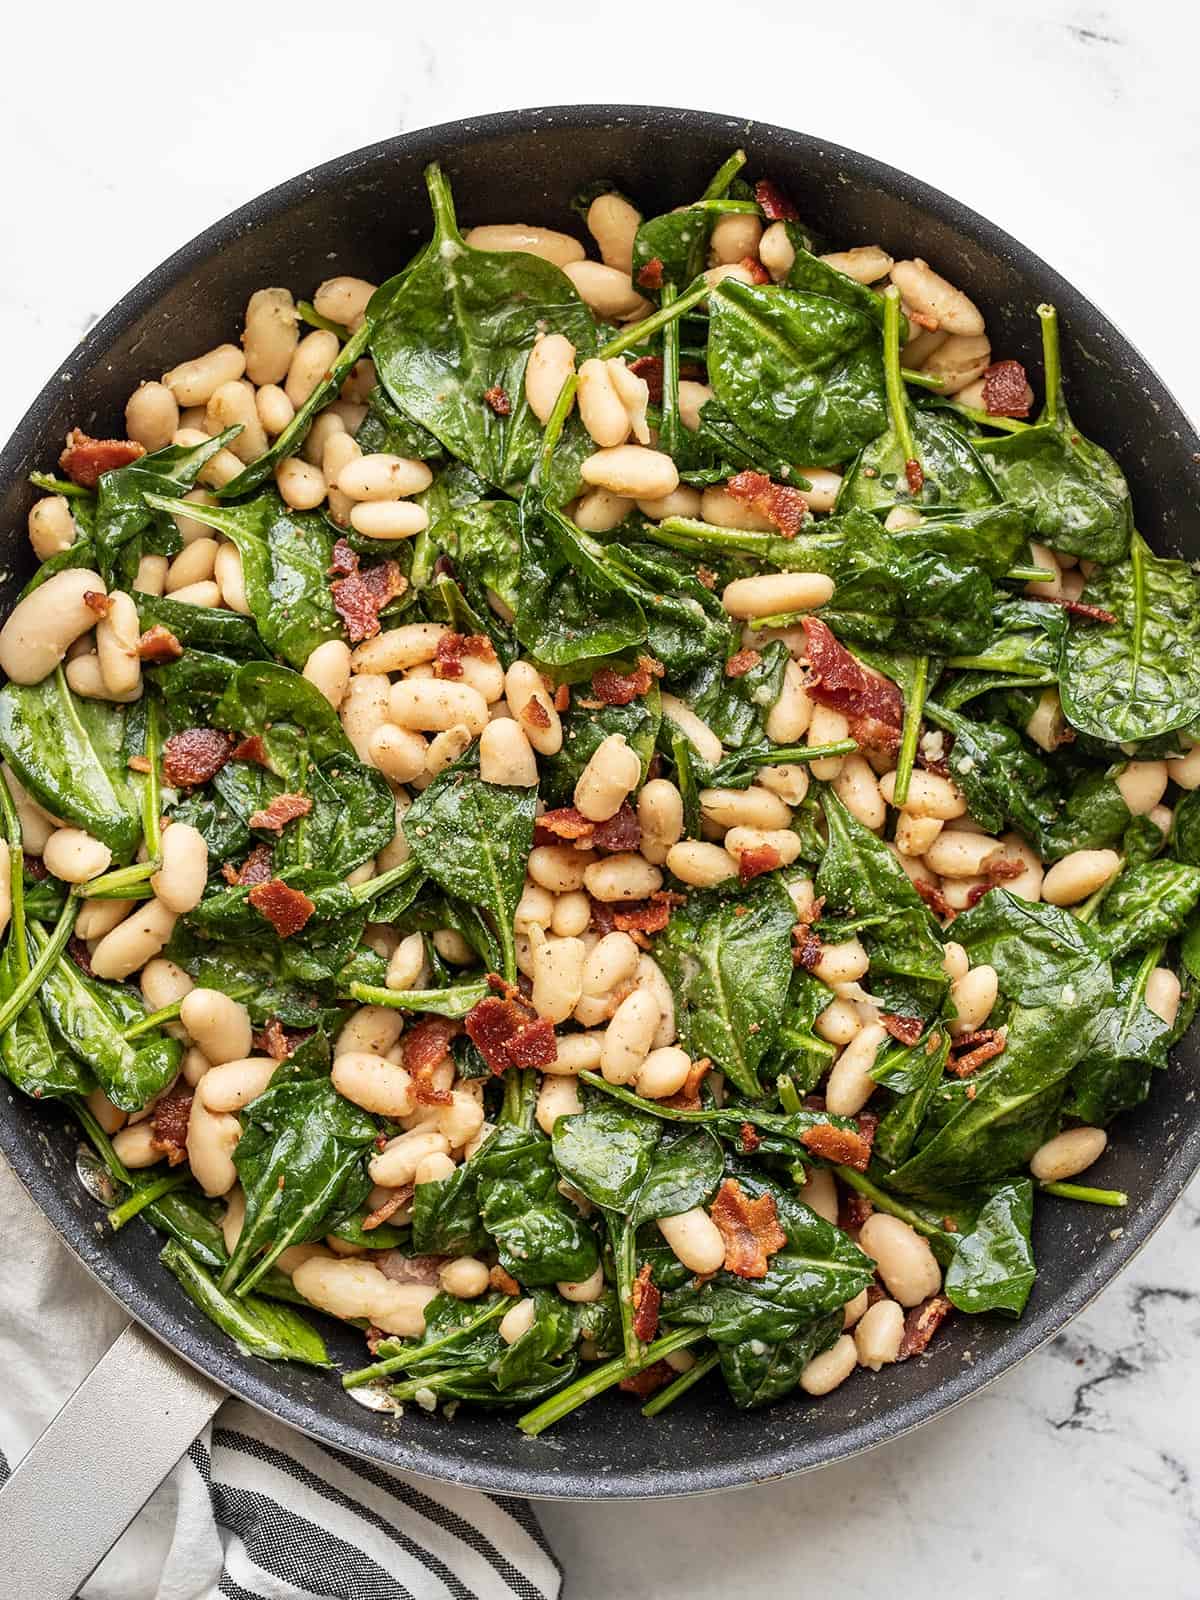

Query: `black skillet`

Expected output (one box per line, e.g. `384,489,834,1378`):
1,103,1198,1596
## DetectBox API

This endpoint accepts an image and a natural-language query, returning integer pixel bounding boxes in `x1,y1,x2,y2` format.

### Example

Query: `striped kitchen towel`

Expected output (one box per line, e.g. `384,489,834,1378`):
0,1157,562,1600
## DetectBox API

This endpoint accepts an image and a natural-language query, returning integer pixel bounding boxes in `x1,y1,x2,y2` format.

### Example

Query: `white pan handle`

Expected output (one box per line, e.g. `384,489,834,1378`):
1,1319,224,1599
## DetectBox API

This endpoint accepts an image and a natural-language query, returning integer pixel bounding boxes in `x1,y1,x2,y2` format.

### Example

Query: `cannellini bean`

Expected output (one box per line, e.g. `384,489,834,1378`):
814,939,870,987
859,1213,941,1306
179,988,252,1065
256,384,295,436
571,488,633,532
27,494,77,561
439,1256,490,1300
922,333,992,394
889,259,984,336
545,1031,605,1077
787,877,816,921
388,678,488,737
801,704,846,781
584,852,663,902
206,380,267,463
505,661,563,755
557,1262,606,1304
0,568,108,685
1116,760,1168,816
1145,968,1182,1027
4,768,57,854
89,897,177,980
301,412,346,468
465,224,585,265
163,344,246,407
340,673,390,762
515,882,555,934
678,380,714,432
879,768,966,820
637,485,703,521
531,931,586,1024
147,822,207,915
638,954,676,1049
352,623,447,675
636,1045,692,1100
313,275,377,330
722,571,834,619
498,1296,537,1346
941,941,969,981
43,827,111,884
350,500,429,539
285,329,339,408
1023,541,1063,601
822,245,894,284
710,211,763,265
582,931,641,997
425,724,473,776
666,840,738,888
758,765,810,805
1041,848,1120,907
167,578,220,609
68,650,142,703
525,332,577,424
586,193,641,273
432,927,474,965
638,778,684,865
197,1056,278,1113
759,220,796,282
563,260,649,319
833,756,886,830
293,1256,435,1336
701,485,775,532
800,1335,859,1395
125,380,180,453
801,1167,839,1225
303,639,352,709
700,785,791,832
551,890,591,938
86,1086,127,1136
76,896,134,941
660,693,723,766
213,543,250,615
370,1129,452,1187
766,660,814,744
580,444,678,499
815,997,863,1046
332,1051,415,1117
601,988,662,1084
825,1022,887,1116
658,1207,725,1275
574,734,641,822
724,827,803,869
386,930,428,993
112,1121,165,1169
338,452,433,501
577,358,631,448
435,1089,485,1151
855,1298,905,1370
336,1005,404,1059
895,813,943,857
368,724,428,787
925,830,1003,879
842,1290,870,1330
1031,1126,1107,1183
241,287,299,386
186,1095,241,1197
949,965,999,1036
134,554,167,596
528,844,594,893
274,455,326,510
1168,741,1200,791
536,1074,582,1136
165,537,218,593
704,263,757,291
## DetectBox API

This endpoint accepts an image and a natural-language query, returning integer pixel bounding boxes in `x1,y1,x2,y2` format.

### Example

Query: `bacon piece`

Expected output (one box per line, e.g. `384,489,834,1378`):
985,857,1026,884
725,648,761,678
882,1013,923,1047
521,695,551,734
329,538,358,577
83,590,111,617
506,1016,557,1069
628,354,664,404
150,1090,193,1166
838,1188,874,1236
127,755,152,775
663,1055,711,1111
801,1117,874,1172
231,735,270,767
726,470,807,538
379,1251,444,1285
433,631,496,681
490,1264,521,1296
801,617,903,753
226,842,274,887
553,683,571,713
23,853,47,881
619,1361,674,1398
58,428,144,488
248,792,312,833
248,878,315,938
329,540,407,644
754,178,800,221
1041,596,1119,626
464,994,555,1074
965,883,992,910
738,843,781,884
946,1028,1005,1078
404,1016,459,1105
710,1178,786,1279
792,927,823,971
737,255,771,285
914,878,953,919
483,384,511,416
898,1294,953,1360
739,1121,762,1154
137,624,183,663
631,1262,661,1343
981,360,1032,419
251,1018,307,1061
537,806,595,844
592,803,641,854
612,894,676,937
904,459,924,496
68,935,95,976
593,662,655,705
636,257,664,290
162,728,236,787
362,1186,414,1231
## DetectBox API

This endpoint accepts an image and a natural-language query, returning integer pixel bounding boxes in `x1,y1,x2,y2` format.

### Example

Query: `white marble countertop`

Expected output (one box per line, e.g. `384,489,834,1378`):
2,2,1197,1594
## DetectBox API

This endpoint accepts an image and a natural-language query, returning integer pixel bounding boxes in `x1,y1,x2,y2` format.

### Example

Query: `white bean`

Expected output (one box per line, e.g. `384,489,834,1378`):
821,246,894,284
637,486,703,521
313,275,377,330
525,332,577,424
660,694,723,767
723,827,802,870
949,965,998,1036
186,1095,241,1197
499,1297,537,1345
42,827,111,884
759,221,796,282
0,568,108,685
528,844,594,893
349,500,429,539
505,661,563,755
636,1045,692,1099
352,622,447,675
895,813,942,856
666,840,738,888
574,734,641,822
206,380,267,463
332,1051,415,1117
257,384,295,436
293,1256,434,1336
125,381,180,452
370,1129,452,1187
825,1022,887,1116
465,224,585,266
922,333,992,394
562,260,649,319
150,822,208,914
338,452,433,501
601,988,662,1083
336,1005,403,1059
551,890,591,938
577,358,631,448
112,1121,165,1169
638,778,684,864
90,897,177,980
1041,849,1120,907
545,1032,605,1077
285,329,339,408
557,1262,606,1303
582,932,641,997
800,1335,859,1395
858,1213,941,1306
925,831,1004,879
340,673,390,762
657,1207,725,1275
197,1056,278,1113
766,660,813,743
710,211,763,265
1145,967,1182,1028
583,853,662,902
723,571,834,619
163,344,246,407
701,485,775,532
243,287,299,385
388,678,488,737
587,193,641,273
179,988,252,1065
531,931,586,1024
1116,760,1168,816
814,939,870,986
832,756,885,830
580,445,678,499
303,639,352,709
439,1257,491,1300
815,997,862,1046
879,768,967,820
855,1298,905,1370
700,785,791,832
889,259,984,336
801,1167,839,1225
536,1075,582,1136
678,381,714,432
1031,1126,1107,1183
941,941,969,981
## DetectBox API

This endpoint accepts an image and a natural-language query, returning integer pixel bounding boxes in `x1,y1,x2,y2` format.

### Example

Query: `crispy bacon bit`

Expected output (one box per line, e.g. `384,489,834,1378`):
882,1013,923,1047
231,735,270,767
636,256,665,290
628,354,664,403
663,1055,711,1111
592,663,654,705
946,1028,1006,1077
592,803,641,854
137,624,183,663
404,1016,459,1105
67,935,94,976
904,458,925,496
802,617,903,753
227,842,274,887
726,470,807,538
838,1188,874,1236
362,1186,414,1231
329,538,358,577
725,648,761,678
483,384,511,415
490,1264,521,1296
464,995,556,1073
619,1361,674,1398
538,806,595,843
162,728,236,787
434,631,496,681
696,565,717,590
249,792,313,833
507,1016,557,1069
83,590,111,617
987,857,1027,883
521,694,551,732
792,927,824,971
329,540,407,643
612,894,675,937
801,1117,874,1173
965,883,992,910
754,178,800,221
589,896,617,936
981,360,1032,419
248,877,315,938
739,843,782,884
898,1294,953,1360
127,754,151,774
23,851,48,879
738,255,771,285
553,683,570,713
914,878,953,919
739,1121,762,1153
631,1262,661,1343
253,1018,297,1060
150,1090,193,1166
1042,596,1119,626
59,428,144,488
711,1178,786,1279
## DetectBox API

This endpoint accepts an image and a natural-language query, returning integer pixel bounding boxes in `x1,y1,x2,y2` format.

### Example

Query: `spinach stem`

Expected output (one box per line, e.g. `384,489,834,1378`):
834,1165,945,1241
29,471,94,499
641,1349,720,1417
516,1326,706,1436
891,654,929,808
700,149,747,200
80,859,158,900
688,198,759,214
777,1075,804,1114
343,1298,512,1388
296,299,350,340
947,402,1029,436
0,767,28,973
1005,565,1057,583
597,280,710,364
538,374,580,479
71,1095,133,1188
658,282,682,460
900,368,945,391
424,161,462,243
346,979,488,1017
1038,303,1061,424
500,1067,537,1129
388,1368,463,1403
141,698,162,862
715,740,858,779
614,1217,642,1364
349,858,422,906
1040,1181,1128,1207
0,896,78,1038
107,1171,190,1231
882,287,917,468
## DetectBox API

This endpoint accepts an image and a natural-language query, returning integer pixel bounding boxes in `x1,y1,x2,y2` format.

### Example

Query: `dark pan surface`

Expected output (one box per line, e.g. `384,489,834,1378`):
1,105,1197,1499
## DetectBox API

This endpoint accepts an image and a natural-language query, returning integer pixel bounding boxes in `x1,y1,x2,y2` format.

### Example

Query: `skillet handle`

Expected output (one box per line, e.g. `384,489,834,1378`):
1,1319,224,1599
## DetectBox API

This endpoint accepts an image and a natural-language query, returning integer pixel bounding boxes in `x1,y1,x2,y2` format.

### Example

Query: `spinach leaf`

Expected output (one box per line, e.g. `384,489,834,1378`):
941,1180,1037,1316
223,1076,377,1295
411,1154,490,1256
401,757,535,983
516,494,646,667
1065,950,1176,1124
923,700,1061,846
1094,861,1200,959
654,875,796,1099
949,890,1111,1007
214,659,351,762
92,428,242,582
939,596,1066,709
719,1309,843,1408
1173,790,1200,866
162,1240,330,1365
0,670,140,855
869,1027,949,1169
707,280,887,466
477,1127,599,1286
371,164,597,496
551,1094,663,1213
0,942,89,1098
539,686,661,807
355,384,445,462
629,1124,725,1227
1058,534,1200,744
435,499,521,629
134,592,269,660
